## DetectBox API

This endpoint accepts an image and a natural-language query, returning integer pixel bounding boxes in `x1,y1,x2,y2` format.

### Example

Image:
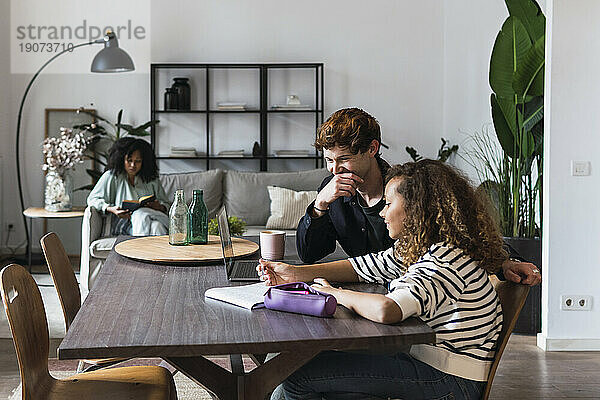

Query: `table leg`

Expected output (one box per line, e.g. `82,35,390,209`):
166,348,320,400
230,354,244,375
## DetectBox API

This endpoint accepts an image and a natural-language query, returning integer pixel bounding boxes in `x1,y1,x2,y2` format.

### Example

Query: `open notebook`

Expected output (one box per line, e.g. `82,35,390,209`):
204,282,268,310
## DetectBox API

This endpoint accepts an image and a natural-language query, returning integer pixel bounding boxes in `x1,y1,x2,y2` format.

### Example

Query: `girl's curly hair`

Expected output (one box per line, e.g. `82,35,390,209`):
386,159,507,274
106,137,158,183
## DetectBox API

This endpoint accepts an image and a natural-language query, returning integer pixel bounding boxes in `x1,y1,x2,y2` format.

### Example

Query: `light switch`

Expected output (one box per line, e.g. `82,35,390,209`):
571,161,591,176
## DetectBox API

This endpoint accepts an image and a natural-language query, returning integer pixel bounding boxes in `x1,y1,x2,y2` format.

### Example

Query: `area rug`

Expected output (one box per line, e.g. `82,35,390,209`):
9,356,258,400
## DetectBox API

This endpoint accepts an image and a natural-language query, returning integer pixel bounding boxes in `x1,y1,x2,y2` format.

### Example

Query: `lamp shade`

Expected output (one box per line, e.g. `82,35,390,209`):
91,32,135,73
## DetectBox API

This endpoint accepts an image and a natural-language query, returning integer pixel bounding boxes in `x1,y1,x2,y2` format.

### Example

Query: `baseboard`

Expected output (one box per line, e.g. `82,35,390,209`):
537,333,600,351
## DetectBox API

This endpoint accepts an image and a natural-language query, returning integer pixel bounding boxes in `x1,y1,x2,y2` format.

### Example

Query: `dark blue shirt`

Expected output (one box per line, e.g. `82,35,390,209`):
296,158,394,263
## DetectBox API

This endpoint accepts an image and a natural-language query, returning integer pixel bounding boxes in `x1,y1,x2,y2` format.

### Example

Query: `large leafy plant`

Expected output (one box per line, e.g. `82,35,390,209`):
73,108,159,190
489,0,545,238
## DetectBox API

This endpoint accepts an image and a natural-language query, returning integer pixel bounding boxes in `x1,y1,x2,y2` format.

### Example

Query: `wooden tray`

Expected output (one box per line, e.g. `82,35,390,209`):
114,235,259,264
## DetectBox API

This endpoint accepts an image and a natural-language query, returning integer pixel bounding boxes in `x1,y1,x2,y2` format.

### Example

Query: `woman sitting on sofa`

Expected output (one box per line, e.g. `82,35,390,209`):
87,137,170,236
258,159,507,400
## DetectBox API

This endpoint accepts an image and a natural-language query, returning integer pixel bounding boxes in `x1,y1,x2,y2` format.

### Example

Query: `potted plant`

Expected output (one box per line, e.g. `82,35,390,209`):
469,0,545,333
72,108,159,191
208,216,247,236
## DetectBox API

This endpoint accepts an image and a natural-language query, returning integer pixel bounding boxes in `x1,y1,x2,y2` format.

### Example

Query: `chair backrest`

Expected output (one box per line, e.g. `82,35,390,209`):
41,232,81,331
1,264,52,395
482,277,531,400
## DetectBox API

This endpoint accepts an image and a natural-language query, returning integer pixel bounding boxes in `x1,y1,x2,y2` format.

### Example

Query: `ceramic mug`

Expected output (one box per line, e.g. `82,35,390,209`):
260,230,286,260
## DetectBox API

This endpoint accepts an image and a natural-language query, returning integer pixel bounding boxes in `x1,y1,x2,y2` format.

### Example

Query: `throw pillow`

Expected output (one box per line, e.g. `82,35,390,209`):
266,186,317,230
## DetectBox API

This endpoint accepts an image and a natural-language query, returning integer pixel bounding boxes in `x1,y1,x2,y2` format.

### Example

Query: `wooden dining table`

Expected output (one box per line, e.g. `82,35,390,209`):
58,236,435,400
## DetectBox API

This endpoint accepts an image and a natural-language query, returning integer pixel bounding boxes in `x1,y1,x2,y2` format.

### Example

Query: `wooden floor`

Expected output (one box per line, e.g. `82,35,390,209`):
0,335,599,399
488,334,600,399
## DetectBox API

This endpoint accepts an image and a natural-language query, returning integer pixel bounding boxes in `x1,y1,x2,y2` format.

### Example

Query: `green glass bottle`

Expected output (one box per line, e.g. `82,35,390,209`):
189,189,208,244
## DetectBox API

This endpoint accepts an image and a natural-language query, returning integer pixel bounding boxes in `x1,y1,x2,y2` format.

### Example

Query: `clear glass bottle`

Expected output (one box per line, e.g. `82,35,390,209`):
189,189,208,244
169,189,189,245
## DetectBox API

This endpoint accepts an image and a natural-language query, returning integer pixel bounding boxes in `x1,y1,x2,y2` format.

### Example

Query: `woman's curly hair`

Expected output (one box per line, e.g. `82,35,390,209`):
386,159,507,274
106,137,158,183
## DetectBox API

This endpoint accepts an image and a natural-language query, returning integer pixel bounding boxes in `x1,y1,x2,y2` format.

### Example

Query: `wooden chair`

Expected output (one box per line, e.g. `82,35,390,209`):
481,277,531,400
40,232,127,372
0,263,176,400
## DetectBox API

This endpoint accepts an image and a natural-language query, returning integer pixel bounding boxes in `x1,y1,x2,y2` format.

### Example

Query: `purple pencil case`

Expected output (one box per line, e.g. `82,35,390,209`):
264,282,337,317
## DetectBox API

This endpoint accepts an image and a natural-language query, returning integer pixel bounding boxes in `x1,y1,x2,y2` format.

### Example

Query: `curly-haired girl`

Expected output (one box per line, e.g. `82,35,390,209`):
258,159,507,400
87,137,169,236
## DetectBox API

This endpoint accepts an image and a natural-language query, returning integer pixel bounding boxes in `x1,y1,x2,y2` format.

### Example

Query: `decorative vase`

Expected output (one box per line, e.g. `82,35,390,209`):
164,87,179,110
44,170,73,212
171,77,191,110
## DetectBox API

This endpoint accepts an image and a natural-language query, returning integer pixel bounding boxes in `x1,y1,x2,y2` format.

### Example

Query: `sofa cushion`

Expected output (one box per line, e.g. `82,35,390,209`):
90,237,117,259
160,169,223,219
266,186,317,230
224,168,330,226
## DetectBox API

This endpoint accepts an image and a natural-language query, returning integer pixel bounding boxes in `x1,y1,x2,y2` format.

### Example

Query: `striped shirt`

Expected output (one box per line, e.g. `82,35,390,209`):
349,242,503,382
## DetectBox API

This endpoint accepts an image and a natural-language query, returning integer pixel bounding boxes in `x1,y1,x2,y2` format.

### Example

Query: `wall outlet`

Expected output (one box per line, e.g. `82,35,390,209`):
571,160,591,176
561,295,593,311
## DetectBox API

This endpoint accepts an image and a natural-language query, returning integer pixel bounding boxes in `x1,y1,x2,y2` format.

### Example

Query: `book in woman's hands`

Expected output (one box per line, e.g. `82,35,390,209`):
121,194,156,212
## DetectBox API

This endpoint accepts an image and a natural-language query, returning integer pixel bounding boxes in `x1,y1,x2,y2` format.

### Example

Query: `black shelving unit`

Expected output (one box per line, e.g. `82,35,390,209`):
150,63,325,171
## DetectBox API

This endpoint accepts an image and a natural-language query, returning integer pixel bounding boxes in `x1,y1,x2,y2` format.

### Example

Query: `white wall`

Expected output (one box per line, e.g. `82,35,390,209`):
442,0,508,177
538,0,600,350
1,0,444,254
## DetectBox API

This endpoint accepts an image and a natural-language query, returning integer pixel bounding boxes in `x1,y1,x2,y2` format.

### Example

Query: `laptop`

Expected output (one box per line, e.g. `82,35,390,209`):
216,205,261,282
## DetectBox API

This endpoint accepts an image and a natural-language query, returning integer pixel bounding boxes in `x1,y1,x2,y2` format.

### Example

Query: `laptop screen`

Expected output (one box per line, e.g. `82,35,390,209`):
216,205,235,275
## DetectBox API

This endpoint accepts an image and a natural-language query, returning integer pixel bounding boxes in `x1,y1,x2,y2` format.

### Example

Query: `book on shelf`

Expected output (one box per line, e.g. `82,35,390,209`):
204,282,268,310
270,104,312,110
217,150,245,157
171,146,196,152
273,149,311,157
169,152,197,157
121,194,156,212
217,102,247,111
169,146,198,157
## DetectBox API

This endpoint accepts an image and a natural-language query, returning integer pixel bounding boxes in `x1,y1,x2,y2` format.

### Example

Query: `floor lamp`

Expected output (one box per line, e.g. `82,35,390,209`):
15,31,135,263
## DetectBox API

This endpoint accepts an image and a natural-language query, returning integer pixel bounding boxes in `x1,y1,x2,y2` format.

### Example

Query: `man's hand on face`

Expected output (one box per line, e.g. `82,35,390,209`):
314,172,364,211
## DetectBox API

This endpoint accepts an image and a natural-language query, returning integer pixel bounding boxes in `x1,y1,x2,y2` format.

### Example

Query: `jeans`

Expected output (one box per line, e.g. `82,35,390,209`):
279,351,484,400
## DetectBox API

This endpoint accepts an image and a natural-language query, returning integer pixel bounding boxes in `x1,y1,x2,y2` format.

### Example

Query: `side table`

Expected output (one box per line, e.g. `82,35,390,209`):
23,207,85,269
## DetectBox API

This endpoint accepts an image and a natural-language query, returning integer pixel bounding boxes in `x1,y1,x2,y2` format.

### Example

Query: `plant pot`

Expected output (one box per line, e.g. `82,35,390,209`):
44,170,73,212
504,237,541,334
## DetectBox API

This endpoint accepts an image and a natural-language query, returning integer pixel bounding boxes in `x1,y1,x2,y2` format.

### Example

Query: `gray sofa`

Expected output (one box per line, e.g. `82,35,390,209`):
80,168,330,294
